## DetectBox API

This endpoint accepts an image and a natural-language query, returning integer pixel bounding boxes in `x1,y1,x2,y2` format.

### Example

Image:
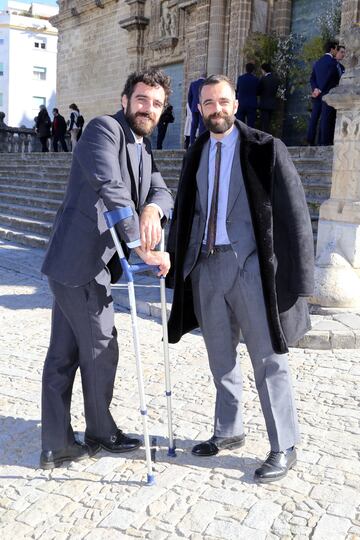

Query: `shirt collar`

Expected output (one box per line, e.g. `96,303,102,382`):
210,125,238,149
130,129,143,144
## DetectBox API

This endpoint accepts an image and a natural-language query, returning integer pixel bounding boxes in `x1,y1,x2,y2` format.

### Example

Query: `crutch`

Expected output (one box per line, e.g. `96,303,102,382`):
104,206,157,485
159,224,176,457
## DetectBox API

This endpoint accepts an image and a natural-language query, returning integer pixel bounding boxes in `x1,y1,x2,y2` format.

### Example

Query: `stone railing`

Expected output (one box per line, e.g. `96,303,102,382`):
0,126,42,153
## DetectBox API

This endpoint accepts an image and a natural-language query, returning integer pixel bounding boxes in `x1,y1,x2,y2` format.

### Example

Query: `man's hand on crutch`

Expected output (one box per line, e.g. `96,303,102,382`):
135,205,170,277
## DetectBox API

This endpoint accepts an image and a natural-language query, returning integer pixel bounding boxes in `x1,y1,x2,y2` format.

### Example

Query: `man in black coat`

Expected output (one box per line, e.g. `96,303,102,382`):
52,108,68,152
166,75,314,483
35,105,51,152
257,63,279,134
235,62,259,128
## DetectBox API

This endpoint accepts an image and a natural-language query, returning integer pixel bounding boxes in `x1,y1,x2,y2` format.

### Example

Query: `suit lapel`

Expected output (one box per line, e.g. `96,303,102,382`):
139,143,151,207
112,110,140,204
196,140,210,217
226,138,243,218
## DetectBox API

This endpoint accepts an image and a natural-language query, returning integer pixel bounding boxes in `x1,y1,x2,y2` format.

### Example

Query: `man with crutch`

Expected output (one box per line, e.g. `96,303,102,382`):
40,69,173,469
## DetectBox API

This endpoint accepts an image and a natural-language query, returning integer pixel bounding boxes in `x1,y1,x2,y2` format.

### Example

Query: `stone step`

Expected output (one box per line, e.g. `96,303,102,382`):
0,183,66,200
0,224,48,248
0,212,52,235
0,200,56,221
0,176,67,189
0,169,69,180
0,191,61,211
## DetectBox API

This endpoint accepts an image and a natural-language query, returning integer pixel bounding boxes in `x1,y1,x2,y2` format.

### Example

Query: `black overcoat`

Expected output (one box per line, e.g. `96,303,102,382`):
166,121,315,354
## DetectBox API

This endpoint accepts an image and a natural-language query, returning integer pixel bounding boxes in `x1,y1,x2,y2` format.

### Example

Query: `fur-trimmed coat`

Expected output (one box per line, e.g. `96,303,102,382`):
166,121,315,354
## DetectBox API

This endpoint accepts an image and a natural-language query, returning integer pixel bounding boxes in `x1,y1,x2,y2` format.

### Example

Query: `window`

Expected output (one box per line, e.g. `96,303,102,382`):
32,96,46,110
0,63,3,76
0,93,3,107
34,40,46,50
33,66,46,81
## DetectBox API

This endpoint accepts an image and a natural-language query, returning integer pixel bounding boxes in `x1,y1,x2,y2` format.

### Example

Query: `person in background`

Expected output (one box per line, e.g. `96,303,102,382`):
36,105,51,152
235,62,259,128
306,41,339,146
156,103,174,149
257,63,279,134
188,73,207,144
68,103,81,151
52,108,68,152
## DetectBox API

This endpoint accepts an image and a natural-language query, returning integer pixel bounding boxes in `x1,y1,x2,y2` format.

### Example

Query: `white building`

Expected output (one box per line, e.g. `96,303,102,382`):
0,1,58,128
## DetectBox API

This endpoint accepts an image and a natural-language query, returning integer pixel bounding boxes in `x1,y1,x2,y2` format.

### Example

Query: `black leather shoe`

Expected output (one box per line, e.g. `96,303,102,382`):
84,429,141,456
40,441,89,470
192,434,245,457
254,447,297,483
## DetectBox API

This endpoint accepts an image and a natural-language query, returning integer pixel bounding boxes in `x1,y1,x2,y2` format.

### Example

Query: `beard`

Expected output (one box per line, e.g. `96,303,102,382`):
202,111,235,134
124,105,157,137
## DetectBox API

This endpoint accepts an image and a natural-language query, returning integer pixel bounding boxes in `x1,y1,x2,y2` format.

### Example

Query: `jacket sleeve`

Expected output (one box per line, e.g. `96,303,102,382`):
273,138,315,296
144,148,174,222
74,116,141,246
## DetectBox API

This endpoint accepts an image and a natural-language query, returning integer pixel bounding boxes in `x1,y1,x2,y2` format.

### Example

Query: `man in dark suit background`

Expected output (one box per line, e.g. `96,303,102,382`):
52,108,68,152
306,41,339,146
40,69,173,469
188,73,207,144
235,62,259,128
257,63,279,133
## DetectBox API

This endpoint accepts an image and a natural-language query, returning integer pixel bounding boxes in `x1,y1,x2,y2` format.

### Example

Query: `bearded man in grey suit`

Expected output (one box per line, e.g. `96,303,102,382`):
166,75,314,483
40,69,173,469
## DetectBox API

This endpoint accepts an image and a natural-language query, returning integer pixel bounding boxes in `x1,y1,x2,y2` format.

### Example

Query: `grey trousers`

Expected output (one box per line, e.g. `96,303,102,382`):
191,249,300,452
41,268,118,451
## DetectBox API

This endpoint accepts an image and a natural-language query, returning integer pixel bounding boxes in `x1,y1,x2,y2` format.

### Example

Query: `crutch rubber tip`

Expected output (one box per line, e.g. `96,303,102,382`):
167,447,177,457
147,474,156,486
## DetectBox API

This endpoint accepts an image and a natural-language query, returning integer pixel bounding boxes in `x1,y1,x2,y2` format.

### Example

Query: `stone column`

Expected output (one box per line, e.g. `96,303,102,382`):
311,4,360,309
206,0,226,74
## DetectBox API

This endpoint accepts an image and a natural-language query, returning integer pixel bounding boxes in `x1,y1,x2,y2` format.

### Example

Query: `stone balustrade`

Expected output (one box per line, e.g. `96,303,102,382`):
0,126,42,153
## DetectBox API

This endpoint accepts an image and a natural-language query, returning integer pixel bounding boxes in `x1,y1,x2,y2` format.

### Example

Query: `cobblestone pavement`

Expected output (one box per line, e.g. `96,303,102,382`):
0,240,360,540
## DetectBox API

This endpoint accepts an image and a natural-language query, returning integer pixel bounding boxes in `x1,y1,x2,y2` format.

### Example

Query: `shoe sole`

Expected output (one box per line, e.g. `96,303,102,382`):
85,440,142,456
254,460,297,484
191,439,245,457
40,452,89,470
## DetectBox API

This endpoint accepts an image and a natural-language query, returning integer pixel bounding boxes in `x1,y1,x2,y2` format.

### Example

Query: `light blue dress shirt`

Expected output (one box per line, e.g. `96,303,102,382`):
204,126,238,246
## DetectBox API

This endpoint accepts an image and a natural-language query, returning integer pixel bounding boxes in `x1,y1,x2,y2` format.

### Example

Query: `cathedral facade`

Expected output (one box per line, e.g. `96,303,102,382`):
51,0,340,148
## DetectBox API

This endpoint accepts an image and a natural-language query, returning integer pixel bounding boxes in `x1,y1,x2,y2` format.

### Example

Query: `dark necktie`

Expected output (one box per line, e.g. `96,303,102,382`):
206,141,222,255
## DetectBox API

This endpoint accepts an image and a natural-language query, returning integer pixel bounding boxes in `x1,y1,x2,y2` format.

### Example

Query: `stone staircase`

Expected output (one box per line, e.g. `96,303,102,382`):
0,147,333,248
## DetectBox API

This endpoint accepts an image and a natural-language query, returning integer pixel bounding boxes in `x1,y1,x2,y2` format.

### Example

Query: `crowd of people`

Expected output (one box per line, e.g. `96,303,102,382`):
34,103,84,152
39,68,315,486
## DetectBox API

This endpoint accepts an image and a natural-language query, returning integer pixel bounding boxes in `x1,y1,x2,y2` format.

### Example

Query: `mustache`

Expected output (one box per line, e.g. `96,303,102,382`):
208,112,228,120
135,112,155,120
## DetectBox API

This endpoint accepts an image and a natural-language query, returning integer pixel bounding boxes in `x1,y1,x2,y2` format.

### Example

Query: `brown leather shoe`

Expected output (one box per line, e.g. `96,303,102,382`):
40,441,89,470
85,429,141,456
192,434,245,457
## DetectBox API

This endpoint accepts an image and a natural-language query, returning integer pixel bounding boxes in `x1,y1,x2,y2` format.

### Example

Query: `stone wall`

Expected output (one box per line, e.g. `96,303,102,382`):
52,0,131,122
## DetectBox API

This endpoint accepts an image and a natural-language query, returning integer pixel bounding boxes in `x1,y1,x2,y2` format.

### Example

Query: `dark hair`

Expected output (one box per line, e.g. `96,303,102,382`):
337,44,346,51
324,40,339,53
261,63,272,73
53,108,59,114
69,103,79,111
199,74,236,100
122,69,171,103
245,62,255,74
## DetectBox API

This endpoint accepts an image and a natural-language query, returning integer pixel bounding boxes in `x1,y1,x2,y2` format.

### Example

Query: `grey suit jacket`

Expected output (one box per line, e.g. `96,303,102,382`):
183,138,257,279
42,110,173,286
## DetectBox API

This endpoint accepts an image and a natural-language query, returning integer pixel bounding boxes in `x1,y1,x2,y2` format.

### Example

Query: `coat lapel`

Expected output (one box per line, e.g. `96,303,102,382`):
112,110,140,204
139,143,151,207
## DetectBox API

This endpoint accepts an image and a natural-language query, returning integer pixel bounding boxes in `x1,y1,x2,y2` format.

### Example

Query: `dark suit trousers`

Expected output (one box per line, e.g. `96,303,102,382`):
260,109,273,133
306,98,322,145
190,111,206,144
236,107,256,128
53,135,68,152
42,268,118,451
319,101,336,146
